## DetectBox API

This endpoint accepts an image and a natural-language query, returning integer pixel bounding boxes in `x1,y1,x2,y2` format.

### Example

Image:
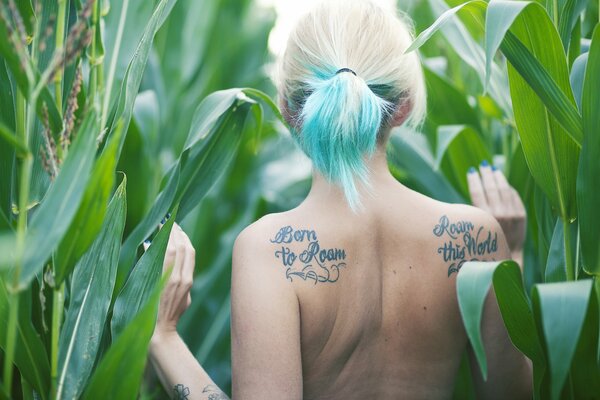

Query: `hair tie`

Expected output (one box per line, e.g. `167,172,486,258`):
335,67,357,76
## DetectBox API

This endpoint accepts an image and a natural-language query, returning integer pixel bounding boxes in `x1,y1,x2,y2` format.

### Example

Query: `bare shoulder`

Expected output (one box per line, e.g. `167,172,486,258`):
426,200,510,277
232,212,294,278
233,213,287,255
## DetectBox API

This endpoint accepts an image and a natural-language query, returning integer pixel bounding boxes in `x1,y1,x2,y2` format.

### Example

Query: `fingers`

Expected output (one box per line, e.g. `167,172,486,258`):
467,166,489,211
479,161,503,214
511,188,527,218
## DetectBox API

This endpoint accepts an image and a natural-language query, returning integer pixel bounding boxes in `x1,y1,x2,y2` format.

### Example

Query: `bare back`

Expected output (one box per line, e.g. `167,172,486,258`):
231,180,511,400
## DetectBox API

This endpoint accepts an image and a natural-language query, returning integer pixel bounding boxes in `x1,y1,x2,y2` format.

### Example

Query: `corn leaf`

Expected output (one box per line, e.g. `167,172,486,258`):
568,282,600,399
0,112,98,288
111,206,176,339
501,4,580,221
54,121,124,285
0,56,15,231
0,279,50,398
569,53,588,111
417,0,513,114
82,274,167,400
388,128,464,203
56,178,127,400
436,125,491,200
174,89,256,218
577,26,600,276
116,163,180,294
457,261,547,397
105,0,178,154
532,280,592,400
486,1,583,147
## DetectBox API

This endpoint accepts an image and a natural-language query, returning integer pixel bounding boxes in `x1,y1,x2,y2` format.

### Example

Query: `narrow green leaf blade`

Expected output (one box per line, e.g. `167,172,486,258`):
105,0,178,154
0,280,50,397
457,260,546,390
175,90,255,218
111,206,176,339
9,112,98,288
577,26,600,276
405,1,487,53
82,274,167,400
54,121,124,284
388,128,464,203
502,3,580,221
56,178,127,400
456,261,497,378
117,163,180,292
532,280,592,400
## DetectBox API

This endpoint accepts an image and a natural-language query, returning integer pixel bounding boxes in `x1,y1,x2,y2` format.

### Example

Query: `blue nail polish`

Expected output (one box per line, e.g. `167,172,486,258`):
468,167,476,174
491,165,498,171
161,218,166,224
481,159,489,167
144,239,151,244
166,212,171,219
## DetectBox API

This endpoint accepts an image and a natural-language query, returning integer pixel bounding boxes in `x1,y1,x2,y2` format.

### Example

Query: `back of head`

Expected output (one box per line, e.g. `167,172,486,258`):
276,0,426,210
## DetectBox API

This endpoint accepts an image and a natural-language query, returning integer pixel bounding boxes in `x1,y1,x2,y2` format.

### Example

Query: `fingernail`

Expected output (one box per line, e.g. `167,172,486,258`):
160,217,166,224
491,165,498,171
468,167,476,174
481,159,489,167
144,239,151,244
166,212,171,219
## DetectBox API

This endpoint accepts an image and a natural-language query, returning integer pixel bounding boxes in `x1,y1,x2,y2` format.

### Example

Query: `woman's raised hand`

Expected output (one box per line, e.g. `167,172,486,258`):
144,218,196,337
467,161,527,265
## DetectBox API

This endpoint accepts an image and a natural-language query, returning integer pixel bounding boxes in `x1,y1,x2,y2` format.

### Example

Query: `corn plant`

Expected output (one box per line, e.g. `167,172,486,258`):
393,0,600,398
0,0,278,398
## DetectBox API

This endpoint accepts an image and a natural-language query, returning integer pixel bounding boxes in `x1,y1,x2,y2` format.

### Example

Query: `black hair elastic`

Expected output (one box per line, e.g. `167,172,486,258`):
335,67,357,76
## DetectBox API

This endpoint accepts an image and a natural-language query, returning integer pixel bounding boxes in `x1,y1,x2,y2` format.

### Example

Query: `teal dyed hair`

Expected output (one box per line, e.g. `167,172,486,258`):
277,0,427,210
297,68,393,209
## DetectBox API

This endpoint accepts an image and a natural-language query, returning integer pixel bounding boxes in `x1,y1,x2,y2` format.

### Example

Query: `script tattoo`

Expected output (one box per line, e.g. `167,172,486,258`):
433,215,498,277
270,225,347,284
202,385,229,400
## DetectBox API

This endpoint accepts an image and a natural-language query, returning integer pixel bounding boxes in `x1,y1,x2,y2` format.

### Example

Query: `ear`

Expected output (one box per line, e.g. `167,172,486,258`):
390,98,413,127
279,96,295,128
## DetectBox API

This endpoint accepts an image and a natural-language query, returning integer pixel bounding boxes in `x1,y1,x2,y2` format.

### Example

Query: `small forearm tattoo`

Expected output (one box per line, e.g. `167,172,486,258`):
433,215,498,277
270,226,347,284
173,384,190,399
202,385,229,400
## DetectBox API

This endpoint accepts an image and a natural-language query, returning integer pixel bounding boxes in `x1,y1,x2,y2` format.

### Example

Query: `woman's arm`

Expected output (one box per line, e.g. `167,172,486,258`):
231,222,303,399
149,332,228,400
145,222,229,400
147,219,303,399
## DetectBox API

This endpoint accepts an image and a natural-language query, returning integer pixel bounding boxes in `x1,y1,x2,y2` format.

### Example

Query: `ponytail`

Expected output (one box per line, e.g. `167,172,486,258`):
298,67,391,210
277,0,427,210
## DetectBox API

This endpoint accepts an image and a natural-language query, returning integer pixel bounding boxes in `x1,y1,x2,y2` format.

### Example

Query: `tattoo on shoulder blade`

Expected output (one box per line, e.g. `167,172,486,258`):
269,226,347,284
433,215,498,277
173,384,190,400
202,385,230,400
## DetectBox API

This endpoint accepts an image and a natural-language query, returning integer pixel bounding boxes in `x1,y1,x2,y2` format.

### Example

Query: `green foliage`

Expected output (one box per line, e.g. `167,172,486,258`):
407,0,599,397
0,0,278,397
0,0,597,397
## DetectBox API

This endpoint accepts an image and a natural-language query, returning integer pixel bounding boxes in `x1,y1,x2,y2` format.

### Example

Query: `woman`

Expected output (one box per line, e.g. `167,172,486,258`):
147,1,532,399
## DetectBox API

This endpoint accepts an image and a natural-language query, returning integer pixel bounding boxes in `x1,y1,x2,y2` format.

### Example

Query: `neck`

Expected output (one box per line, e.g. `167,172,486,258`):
303,146,398,210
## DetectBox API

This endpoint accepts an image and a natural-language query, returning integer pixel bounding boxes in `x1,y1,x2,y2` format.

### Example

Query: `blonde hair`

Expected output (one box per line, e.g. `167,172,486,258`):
276,0,426,209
